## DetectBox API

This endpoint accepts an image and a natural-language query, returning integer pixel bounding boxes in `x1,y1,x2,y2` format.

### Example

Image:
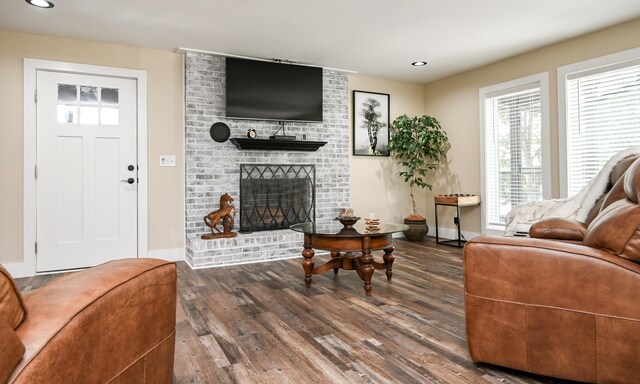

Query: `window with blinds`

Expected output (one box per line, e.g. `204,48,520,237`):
481,74,548,232
565,61,640,196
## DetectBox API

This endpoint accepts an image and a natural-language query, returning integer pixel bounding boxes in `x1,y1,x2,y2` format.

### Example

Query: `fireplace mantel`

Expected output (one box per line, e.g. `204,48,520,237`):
229,138,327,151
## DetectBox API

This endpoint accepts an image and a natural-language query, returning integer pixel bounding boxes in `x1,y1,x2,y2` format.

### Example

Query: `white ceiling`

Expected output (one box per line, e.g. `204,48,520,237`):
2,0,640,83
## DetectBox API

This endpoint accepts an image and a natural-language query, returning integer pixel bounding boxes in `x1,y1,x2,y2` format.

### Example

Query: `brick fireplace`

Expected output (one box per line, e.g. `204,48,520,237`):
184,52,349,268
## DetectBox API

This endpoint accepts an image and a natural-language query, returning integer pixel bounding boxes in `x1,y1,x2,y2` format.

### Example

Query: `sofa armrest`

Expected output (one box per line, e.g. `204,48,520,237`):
528,217,587,241
464,236,640,317
463,236,640,382
10,258,176,384
0,320,25,384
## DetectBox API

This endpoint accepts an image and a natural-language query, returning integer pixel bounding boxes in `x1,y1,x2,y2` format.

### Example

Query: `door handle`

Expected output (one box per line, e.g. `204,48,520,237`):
121,178,135,184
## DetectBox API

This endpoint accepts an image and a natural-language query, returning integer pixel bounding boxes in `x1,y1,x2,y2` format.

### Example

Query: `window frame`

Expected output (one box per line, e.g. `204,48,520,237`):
479,72,551,235
557,47,640,198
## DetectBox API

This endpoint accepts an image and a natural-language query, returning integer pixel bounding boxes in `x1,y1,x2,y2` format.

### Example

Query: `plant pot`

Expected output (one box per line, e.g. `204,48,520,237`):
403,218,429,241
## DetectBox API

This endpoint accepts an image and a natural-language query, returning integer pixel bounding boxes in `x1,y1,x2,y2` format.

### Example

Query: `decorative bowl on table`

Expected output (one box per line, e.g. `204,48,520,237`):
335,216,360,228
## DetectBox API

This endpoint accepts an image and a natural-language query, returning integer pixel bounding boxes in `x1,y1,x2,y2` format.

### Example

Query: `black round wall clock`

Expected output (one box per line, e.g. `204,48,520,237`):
210,122,230,143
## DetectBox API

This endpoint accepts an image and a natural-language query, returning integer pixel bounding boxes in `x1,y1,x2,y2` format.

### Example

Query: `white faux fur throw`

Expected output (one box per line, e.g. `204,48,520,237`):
504,147,640,235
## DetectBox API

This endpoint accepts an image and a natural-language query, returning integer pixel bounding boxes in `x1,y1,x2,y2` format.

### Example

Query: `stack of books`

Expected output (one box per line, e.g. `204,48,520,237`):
364,218,380,233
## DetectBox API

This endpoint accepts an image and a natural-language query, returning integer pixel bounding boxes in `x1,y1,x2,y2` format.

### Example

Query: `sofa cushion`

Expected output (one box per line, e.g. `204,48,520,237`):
610,155,638,186
583,200,640,262
611,155,638,186
584,158,640,263
625,156,640,204
529,217,587,241
0,319,25,383
0,265,28,329
600,175,628,213
585,194,607,225
585,155,638,225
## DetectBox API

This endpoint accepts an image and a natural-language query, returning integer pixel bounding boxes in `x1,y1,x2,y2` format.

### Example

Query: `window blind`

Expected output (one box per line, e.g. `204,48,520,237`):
485,85,543,227
566,62,640,195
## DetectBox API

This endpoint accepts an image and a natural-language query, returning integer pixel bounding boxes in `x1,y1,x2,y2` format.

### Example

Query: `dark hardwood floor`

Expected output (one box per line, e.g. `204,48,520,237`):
17,238,573,383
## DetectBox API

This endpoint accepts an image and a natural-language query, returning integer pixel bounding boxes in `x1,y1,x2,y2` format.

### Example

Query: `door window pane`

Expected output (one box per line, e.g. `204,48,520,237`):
101,88,119,107
101,108,119,125
57,105,78,124
80,86,99,105
79,106,99,125
57,84,77,104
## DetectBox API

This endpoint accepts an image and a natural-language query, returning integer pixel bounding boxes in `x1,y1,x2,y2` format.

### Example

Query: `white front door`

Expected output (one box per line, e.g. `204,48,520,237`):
36,71,138,272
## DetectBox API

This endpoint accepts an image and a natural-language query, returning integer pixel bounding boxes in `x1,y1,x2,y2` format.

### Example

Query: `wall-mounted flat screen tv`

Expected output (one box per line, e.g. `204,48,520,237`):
226,57,323,122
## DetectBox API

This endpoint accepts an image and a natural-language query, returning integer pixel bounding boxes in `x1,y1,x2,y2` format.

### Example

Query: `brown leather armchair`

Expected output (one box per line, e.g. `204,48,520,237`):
464,156,640,383
0,258,176,384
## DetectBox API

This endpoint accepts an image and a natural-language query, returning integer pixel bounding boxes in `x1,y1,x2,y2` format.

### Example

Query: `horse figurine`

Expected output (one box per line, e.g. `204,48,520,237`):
201,193,238,239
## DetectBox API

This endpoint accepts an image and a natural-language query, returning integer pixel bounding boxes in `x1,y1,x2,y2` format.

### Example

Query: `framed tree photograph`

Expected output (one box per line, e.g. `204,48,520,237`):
353,90,390,156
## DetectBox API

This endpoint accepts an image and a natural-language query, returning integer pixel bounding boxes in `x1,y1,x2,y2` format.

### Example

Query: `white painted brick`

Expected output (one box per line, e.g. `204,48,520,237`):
185,52,349,267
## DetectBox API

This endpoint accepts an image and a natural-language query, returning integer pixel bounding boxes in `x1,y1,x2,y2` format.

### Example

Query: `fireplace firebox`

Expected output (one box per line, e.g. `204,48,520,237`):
239,164,316,232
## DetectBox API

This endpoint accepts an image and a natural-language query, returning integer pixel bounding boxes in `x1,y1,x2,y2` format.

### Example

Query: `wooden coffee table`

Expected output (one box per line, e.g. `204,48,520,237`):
290,220,408,296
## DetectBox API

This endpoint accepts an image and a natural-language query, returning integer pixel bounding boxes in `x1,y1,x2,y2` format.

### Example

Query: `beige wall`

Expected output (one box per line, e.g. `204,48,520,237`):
3,17,639,265
0,30,184,264
348,75,426,224
423,17,640,234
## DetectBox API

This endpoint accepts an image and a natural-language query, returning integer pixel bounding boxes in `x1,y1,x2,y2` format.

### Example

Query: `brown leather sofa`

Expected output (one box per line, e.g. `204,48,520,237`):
464,156,640,383
0,258,176,384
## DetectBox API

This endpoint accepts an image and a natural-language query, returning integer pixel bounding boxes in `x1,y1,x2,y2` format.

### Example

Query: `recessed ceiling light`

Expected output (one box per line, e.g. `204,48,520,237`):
26,0,54,8
412,61,427,67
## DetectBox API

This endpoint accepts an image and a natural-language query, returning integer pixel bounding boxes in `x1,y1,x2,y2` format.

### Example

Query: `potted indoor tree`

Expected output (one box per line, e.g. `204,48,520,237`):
388,114,450,241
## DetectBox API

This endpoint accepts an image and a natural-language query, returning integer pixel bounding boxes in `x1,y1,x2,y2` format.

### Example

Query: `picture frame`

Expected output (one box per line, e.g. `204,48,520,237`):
352,90,390,157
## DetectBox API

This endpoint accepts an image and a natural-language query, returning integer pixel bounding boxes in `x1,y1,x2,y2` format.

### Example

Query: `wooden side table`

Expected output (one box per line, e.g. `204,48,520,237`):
434,195,480,248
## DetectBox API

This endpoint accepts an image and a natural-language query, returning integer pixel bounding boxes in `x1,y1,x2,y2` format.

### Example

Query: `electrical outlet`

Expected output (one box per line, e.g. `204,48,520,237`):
159,155,176,167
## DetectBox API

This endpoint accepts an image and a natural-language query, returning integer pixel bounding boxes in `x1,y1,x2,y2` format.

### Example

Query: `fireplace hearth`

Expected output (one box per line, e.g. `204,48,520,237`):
240,164,316,232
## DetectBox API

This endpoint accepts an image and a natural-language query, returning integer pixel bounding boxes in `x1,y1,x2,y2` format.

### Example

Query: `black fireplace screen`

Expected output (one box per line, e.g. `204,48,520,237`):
239,164,316,232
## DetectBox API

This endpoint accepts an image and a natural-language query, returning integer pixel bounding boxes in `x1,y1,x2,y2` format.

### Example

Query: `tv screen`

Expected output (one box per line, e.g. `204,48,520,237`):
226,58,323,122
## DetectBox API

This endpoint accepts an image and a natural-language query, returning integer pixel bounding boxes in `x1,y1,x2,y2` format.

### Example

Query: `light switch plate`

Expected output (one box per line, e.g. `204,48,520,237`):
159,155,176,167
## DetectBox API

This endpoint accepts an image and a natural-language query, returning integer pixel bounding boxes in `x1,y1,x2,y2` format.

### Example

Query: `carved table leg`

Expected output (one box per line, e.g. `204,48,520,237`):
360,237,374,296
331,251,341,274
302,235,315,287
383,246,395,281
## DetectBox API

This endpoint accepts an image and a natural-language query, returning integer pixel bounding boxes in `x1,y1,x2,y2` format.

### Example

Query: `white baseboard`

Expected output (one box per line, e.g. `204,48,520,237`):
147,247,185,262
428,226,481,242
391,226,481,242
3,248,185,278
2,262,32,279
